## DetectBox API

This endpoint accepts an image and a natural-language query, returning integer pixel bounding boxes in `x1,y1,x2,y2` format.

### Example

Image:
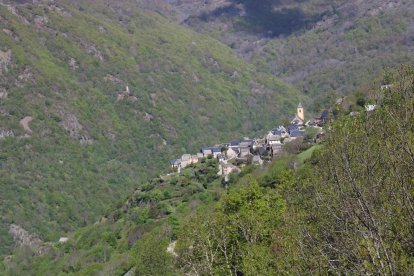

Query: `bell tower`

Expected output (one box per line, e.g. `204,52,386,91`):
297,103,304,121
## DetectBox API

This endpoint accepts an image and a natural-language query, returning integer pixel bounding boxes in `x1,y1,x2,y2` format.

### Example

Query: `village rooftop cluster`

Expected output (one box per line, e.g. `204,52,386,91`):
170,104,328,181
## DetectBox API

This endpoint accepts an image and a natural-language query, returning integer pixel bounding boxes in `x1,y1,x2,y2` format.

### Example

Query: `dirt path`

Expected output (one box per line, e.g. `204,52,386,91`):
19,116,33,134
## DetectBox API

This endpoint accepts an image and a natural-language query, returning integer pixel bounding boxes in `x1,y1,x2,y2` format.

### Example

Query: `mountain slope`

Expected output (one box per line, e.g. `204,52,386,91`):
0,0,301,255
3,66,413,275
136,0,414,110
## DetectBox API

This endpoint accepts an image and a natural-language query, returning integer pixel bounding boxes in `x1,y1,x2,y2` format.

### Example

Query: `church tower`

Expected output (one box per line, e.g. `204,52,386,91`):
297,103,304,121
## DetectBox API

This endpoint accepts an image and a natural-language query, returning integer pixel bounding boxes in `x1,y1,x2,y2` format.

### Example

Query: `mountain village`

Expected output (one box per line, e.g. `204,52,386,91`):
170,104,329,181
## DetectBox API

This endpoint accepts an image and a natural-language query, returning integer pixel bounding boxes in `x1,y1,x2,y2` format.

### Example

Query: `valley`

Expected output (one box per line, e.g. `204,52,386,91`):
0,0,300,256
0,0,413,275
137,0,414,110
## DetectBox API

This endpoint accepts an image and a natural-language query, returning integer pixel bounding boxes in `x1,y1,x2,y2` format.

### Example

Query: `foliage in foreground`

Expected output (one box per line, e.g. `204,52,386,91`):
1,158,220,275
3,67,413,274
175,66,414,274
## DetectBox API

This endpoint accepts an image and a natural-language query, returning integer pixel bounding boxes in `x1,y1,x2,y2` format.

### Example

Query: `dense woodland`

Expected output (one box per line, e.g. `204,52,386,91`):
2,67,413,275
176,66,414,275
0,0,300,255
1,0,413,275
138,0,414,111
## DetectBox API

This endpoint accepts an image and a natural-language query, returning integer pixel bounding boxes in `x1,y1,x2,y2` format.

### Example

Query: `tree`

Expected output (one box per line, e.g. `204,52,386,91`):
306,65,414,274
176,177,287,275
134,226,176,276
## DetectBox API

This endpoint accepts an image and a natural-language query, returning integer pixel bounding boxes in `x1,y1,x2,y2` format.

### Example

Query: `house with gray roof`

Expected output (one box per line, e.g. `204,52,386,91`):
266,133,281,146
201,147,213,157
180,154,199,168
226,147,239,160
270,144,283,157
211,148,222,158
290,130,305,140
170,159,181,169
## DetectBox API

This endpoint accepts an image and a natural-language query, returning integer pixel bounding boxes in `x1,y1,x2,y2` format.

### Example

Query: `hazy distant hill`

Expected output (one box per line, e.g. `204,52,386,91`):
137,0,414,110
0,0,300,255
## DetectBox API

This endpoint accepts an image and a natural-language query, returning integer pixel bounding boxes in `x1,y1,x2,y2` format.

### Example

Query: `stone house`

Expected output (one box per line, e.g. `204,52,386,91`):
266,133,281,146
271,126,289,138
289,130,305,140
228,140,240,149
211,148,222,158
226,147,239,160
180,154,199,168
252,155,264,165
170,159,181,169
270,144,283,157
201,147,212,157
217,153,225,162
239,146,252,158
219,161,241,182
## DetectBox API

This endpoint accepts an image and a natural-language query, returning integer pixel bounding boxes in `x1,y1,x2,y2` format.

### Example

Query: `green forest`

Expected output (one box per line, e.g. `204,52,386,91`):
2,66,413,275
173,0,414,112
0,0,300,256
1,0,413,275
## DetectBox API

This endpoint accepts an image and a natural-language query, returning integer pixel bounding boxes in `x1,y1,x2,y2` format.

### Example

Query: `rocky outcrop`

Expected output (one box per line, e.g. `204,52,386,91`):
19,116,33,135
79,135,94,145
104,74,124,84
58,110,94,145
58,237,69,243
16,67,34,87
0,128,14,139
80,41,104,61
144,112,154,122
0,88,7,99
34,15,48,29
8,224,48,255
0,3,30,24
0,49,12,74
60,113,82,138
47,4,72,17
116,86,138,102
68,57,78,70
2,28,19,41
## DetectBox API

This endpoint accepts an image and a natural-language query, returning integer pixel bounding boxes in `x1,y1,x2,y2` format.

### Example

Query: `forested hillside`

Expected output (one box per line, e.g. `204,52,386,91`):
176,66,414,275
137,0,414,110
0,0,301,255
3,67,413,275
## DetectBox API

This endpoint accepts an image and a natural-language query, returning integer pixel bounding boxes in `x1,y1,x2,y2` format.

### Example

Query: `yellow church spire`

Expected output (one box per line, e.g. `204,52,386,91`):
297,103,304,121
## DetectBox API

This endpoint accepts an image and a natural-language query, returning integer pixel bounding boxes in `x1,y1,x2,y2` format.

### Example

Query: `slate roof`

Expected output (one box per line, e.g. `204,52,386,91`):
229,140,240,147
267,134,280,141
290,130,305,138
271,144,283,152
288,124,300,132
211,148,221,153
170,159,181,165
320,110,329,120
271,130,285,136
257,147,267,155
240,140,253,147
200,148,213,154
